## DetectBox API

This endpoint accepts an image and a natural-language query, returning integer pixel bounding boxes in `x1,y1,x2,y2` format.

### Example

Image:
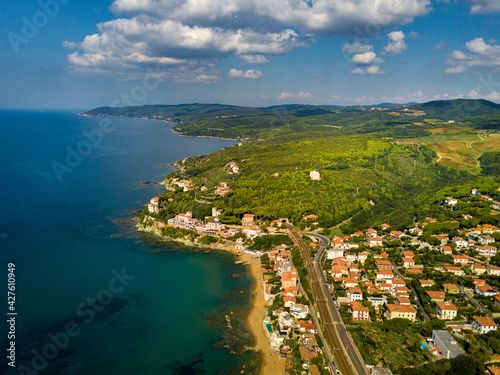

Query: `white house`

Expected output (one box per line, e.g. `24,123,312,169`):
472,316,498,335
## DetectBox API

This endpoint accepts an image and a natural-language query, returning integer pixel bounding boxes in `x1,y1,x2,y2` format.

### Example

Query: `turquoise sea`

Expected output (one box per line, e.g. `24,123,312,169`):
0,110,259,374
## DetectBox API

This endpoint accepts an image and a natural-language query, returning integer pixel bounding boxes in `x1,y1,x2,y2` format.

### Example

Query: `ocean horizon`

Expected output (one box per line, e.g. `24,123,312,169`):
0,110,260,375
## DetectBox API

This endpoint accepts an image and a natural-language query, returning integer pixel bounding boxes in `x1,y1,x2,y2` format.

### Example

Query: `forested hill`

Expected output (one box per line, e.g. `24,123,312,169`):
84,99,500,141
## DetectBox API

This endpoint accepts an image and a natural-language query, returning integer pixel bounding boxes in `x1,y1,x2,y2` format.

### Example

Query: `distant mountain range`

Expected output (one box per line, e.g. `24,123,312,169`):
85,99,500,121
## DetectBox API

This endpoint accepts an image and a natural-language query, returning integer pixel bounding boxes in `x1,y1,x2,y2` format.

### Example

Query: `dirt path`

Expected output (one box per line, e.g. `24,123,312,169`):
466,141,481,168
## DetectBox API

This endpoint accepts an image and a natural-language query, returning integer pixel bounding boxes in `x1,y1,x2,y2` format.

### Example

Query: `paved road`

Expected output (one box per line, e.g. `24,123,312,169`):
461,286,489,314
288,226,368,375
391,261,431,322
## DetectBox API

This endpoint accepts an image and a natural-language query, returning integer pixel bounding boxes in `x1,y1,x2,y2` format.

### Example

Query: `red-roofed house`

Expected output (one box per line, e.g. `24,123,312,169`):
386,304,417,322
472,316,498,334
436,301,458,320
351,301,370,321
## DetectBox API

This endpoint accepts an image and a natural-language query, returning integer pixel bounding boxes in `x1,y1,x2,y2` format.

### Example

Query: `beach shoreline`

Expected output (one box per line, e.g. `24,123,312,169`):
137,221,285,374
242,253,287,375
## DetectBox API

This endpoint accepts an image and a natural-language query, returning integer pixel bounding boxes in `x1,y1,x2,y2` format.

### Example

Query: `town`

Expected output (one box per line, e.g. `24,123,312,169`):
140,179,500,375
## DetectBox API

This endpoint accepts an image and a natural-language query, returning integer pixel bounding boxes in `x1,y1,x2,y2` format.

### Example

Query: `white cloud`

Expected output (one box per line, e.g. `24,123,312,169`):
64,0,431,80
470,0,500,14
228,68,263,79
351,65,385,74
467,89,480,99
240,55,269,64
433,40,447,51
351,51,383,65
277,91,314,100
354,96,374,103
342,42,373,54
383,31,407,55
445,37,500,73
487,91,500,102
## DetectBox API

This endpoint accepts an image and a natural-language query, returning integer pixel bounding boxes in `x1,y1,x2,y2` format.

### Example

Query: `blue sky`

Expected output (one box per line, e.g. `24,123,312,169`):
1,0,499,109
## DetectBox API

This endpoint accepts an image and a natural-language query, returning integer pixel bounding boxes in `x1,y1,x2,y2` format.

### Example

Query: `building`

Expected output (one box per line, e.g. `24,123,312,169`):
443,266,466,276
390,231,404,240
376,270,394,280
147,196,162,213
367,296,387,308
453,237,469,248
479,235,495,245
478,246,498,258
442,284,460,294
347,287,363,302
351,301,370,321
396,297,411,306
278,312,294,335
472,316,498,334
419,279,435,288
440,245,453,255
242,214,255,225
487,265,500,276
475,284,499,297
366,228,378,237
357,252,369,264
327,248,344,259
425,291,445,302
432,330,465,359
451,255,469,265
470,263,487,275
402,257,415,267
375,259,392,269
402,251,415,258
367,237,383,247
290,304,309,319
309,170,321,180
385,304,417,322
214,182,231,196
212,207,223,217
435,301,458,320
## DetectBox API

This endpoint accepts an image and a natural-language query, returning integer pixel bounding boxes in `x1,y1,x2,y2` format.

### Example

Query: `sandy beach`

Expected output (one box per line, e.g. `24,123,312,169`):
240,253,286,375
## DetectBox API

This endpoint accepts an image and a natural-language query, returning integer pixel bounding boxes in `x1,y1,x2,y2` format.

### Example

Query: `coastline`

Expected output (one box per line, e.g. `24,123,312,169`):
243,253,287,375
138,221,285,374
78,113,240,142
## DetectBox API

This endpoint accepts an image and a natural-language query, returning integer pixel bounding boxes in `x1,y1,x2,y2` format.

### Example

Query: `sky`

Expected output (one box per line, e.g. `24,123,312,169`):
1,0,500,109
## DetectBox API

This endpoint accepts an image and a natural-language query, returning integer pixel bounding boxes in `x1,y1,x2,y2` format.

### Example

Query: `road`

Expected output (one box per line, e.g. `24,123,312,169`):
287,226,368,375
391,261,430,322
304,232,369,375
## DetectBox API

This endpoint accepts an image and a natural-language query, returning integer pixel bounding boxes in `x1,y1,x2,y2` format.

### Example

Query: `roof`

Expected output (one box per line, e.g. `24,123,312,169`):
442,283,460,291
451,255,468,260
407,268,423,273
375,260,392,265
376,269,394,275
419,279,434,285
473,316,497,327
432,330,465,359
386,304,417,313
436,301,458,311
351,301,370,312
426,291,446,299
402,257,415,263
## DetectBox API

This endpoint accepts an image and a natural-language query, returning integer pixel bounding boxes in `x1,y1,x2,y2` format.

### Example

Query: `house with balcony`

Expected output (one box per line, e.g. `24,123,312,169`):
472,316,498,334
385,304,417,322
435,301,458,320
